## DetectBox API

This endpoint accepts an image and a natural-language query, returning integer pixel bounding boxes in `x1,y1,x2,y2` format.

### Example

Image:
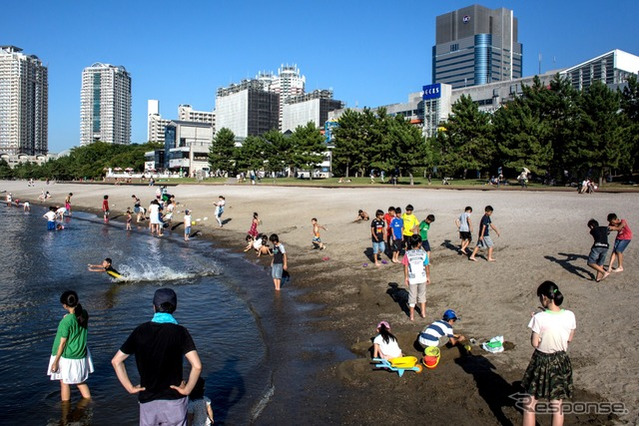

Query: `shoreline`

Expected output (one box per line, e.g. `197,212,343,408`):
4,180,638,424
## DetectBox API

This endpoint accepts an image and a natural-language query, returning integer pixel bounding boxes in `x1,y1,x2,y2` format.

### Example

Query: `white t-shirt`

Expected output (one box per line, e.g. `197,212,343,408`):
253,238,263,250
149,204,160,224
56,207,67,215
459,212,471,232
528,309,576,353
215,199,225,214
402,249,429,284
373,334,402,359
44,211,56,221
184,215,192,227
187,397,212,426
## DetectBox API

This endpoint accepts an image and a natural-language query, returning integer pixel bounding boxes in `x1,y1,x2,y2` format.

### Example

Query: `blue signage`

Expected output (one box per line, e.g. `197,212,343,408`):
422,83,441,100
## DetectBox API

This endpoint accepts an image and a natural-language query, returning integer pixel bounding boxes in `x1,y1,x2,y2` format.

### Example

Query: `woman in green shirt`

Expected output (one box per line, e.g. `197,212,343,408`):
47,290,93,401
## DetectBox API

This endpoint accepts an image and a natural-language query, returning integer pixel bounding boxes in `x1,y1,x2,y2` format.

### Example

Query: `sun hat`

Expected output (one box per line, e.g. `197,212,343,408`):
377,321,391,330
443,309,459,321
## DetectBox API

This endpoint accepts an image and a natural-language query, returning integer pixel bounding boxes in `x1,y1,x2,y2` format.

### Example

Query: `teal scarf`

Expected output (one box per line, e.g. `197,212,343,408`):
152,312,178,324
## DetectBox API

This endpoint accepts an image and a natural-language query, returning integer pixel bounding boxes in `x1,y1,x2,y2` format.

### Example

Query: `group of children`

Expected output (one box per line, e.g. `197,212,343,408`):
365,205,435,267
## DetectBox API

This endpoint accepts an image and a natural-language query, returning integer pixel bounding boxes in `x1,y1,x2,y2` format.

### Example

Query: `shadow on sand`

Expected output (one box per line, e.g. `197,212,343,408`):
544,252,594,280
386,282,410,317
455,354,521,426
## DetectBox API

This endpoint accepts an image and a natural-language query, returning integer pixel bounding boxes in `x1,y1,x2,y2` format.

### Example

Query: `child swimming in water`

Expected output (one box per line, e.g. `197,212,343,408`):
87,258,120,278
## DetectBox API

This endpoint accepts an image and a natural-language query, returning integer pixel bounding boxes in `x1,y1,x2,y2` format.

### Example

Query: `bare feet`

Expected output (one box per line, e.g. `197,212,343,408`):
614,267,623,273
602,271,610,280
488,258,496,262
469,257,477,262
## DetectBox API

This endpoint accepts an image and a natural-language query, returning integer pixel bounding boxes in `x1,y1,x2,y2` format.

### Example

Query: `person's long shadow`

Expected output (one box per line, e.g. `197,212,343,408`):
455,354,521,425
363,248,374,263
221,218,232,225
544,252,593,280
206,357,246,425
386,282,410,317
440,239,462,254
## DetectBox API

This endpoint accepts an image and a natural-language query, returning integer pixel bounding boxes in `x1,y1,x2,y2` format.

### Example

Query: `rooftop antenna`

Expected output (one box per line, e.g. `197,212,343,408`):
538,53,542,75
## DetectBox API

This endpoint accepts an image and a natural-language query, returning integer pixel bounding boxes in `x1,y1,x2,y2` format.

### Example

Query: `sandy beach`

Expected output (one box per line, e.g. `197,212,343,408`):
4,180,638,425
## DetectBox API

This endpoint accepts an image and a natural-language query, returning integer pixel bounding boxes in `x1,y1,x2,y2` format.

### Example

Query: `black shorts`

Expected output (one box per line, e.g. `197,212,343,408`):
460,231,472,241
393,239,403,252
421,239,431,252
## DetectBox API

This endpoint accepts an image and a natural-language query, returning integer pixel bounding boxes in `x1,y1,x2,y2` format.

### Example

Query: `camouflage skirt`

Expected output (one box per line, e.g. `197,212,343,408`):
522,350,573,400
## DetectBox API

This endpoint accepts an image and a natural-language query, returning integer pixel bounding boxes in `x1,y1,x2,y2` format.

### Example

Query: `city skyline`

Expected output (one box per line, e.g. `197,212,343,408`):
3,0,639,153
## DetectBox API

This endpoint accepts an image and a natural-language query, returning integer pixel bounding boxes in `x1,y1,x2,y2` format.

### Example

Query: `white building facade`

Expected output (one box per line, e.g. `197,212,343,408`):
80,63,131,146
0,46,48,155
282,90,343,133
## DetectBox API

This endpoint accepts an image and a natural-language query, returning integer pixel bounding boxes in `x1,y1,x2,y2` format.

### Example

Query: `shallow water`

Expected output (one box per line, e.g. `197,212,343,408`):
0,206,274,425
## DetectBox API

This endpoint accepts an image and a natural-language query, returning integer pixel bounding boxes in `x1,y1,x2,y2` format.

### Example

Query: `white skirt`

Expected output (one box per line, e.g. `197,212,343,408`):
47,348,94,384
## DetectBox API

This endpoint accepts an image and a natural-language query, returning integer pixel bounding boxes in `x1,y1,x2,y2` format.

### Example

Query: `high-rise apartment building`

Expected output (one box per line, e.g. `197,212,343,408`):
433,5,522,88
178,105,215,128
0,46,48,155
80,63,131,145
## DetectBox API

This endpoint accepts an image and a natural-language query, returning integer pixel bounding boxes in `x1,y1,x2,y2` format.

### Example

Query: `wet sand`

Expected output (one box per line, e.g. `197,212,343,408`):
5,181,638,424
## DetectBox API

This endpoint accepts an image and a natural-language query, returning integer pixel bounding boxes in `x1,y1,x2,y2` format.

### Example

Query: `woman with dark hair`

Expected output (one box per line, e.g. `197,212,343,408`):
521,281,576,426
372,321,402,360
48,290,94,401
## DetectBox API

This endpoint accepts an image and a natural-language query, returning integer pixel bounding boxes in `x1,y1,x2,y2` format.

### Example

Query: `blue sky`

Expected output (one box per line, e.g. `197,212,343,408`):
5,0,639,152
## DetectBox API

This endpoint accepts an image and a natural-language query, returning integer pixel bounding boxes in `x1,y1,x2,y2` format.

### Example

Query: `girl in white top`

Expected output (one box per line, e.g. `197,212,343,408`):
372,321,402,360
521,281,576,426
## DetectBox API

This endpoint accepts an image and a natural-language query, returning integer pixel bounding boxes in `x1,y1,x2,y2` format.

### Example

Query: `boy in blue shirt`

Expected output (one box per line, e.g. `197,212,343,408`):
390,207,404,263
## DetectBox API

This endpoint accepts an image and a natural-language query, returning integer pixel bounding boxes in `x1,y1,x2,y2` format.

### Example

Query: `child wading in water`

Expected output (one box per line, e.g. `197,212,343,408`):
311,218,327,250
48,290,94,401
269,234,287,291
102,195,109,222
125,208,132,231
187,377,214,426
372,321,402,360
521,281,575,426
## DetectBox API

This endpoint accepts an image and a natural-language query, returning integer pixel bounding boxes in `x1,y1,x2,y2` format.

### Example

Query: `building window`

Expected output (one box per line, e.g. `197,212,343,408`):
450,43,459,52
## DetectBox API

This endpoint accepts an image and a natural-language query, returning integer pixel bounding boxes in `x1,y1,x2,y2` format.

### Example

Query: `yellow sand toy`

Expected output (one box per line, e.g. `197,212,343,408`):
422,346,441,369
372,356,423,377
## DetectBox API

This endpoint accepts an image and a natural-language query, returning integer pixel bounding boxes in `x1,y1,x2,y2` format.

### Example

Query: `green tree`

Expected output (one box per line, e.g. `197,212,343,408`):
262,130,292,179
493,100,553,175
332,109,371,177
208,128,237,176
569,81,626,185
0,159,14,179
439,95,493,178
385,114,426,185
235,136,266,172
619,75,639,174
290,122,326,179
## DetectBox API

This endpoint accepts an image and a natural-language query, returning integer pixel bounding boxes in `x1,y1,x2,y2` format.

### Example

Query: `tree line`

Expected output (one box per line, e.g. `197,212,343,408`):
0,142,162,180
207,122,326,178
329,74,638,185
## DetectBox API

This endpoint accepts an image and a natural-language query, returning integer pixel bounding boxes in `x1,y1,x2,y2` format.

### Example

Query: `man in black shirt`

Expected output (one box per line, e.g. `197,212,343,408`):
587,219,610,282
112,288,202,426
